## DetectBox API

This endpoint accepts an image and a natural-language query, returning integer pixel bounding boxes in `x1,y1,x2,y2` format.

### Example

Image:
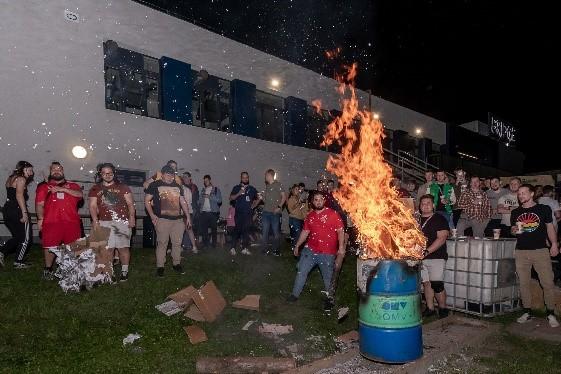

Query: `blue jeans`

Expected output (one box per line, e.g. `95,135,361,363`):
436,210,454,229
261,211,281,253
289,217,303,248
291,246,335,297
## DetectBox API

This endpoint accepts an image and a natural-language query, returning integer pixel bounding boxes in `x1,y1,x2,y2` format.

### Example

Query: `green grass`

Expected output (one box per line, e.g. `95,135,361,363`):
0,244,358,373
4,246,561,373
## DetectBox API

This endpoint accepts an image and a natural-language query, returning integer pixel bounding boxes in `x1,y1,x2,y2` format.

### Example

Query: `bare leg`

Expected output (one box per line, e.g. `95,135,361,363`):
187,228,197,250
435,290,447,309
117,247,130,266
423,281,435,310
44,249,56,268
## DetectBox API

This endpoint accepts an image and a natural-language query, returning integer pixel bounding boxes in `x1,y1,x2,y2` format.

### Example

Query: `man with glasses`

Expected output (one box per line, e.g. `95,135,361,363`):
88,163,136,281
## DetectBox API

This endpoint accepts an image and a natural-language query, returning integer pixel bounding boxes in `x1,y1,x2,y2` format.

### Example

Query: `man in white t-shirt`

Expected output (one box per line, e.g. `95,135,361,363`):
539,185,561,231
497,177,521,237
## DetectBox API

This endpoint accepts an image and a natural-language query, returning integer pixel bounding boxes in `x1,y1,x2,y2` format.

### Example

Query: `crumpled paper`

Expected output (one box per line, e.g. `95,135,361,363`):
122,333,141,346
50,245,113,293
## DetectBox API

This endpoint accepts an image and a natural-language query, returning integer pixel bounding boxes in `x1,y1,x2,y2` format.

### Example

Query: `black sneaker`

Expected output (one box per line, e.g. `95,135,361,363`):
156,267,164,277
173,264,185,274
272,251,281,257
323,297,335,314
286,294,298,303
422,308,437,318
438,308,450,319
120,272,129,282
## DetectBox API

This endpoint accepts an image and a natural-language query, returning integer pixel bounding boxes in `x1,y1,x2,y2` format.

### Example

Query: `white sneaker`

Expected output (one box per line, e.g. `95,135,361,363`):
241,248,252,255
548,314,560,328
230,248,236,256
192,248,199,254
517,312,532,324
0,252,4,267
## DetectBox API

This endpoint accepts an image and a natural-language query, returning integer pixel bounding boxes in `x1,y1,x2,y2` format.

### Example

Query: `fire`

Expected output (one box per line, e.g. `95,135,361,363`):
311,99,322,114
325,47,342,59
321,63,425,260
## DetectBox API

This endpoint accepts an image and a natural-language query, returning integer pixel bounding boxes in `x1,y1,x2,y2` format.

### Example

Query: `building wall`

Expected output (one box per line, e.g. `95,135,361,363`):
0,0,446,236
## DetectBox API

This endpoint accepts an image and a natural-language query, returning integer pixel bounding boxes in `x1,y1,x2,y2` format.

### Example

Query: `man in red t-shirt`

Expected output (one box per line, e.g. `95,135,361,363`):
287,191,345,312
35,162,83,279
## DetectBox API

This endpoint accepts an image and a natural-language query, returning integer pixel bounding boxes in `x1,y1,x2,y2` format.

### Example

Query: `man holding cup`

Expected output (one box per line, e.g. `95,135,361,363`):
511,184,560,328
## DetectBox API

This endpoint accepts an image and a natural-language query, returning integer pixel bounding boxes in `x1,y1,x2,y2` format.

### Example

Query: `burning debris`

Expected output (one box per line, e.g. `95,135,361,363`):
50,226,114,293
320,63,425,260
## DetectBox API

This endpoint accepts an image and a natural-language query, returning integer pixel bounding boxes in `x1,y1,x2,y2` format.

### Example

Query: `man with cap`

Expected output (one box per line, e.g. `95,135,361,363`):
145,165,192,276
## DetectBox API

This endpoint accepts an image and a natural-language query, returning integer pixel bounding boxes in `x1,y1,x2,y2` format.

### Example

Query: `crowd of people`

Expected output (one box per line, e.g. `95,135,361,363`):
1,161,561,319
410,168,561,327
0,160,348,312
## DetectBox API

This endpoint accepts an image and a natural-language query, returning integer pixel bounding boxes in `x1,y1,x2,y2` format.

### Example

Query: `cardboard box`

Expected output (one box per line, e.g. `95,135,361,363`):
232,295,260,312
179,281,226,322
184,325,208,344
168,286,197,305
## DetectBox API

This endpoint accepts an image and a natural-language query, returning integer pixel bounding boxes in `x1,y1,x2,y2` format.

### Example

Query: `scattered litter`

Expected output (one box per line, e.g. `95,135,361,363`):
232,294,260,311
183,281,226,322
286,343,299,355
306,335,325,346
122,333,141,346
184,325,208,344
50,226,114,293
337,307,349,322
258,323,293,336
196,357,296,373
242,320,256,331
155,300,184,316
155,281,226,321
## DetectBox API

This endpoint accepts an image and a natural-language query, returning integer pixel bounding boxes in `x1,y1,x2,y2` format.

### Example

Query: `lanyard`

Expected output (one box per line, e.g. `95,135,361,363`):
420,214,434,231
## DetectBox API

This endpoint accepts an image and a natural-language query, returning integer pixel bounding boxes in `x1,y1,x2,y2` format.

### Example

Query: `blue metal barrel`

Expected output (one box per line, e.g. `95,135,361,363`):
359,260,422,363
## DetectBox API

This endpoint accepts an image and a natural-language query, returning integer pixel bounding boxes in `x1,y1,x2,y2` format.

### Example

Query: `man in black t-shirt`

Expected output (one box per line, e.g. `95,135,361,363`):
511,184,560,327
418,194,450,318
229,172,259,256
145,165,192,277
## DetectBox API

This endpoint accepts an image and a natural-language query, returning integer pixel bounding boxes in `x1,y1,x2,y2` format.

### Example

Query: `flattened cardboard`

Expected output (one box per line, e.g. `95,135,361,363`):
184,304,206,322
232,295,260,312
200,281,227,314
184,325,208,344
168,285,197,305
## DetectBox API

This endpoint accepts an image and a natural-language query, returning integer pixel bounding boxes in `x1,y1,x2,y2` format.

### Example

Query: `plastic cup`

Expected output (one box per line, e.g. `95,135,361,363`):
451,228,457,238
493,229,501,239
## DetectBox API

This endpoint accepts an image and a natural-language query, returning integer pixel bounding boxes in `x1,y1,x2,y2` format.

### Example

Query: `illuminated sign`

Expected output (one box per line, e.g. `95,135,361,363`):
488,113,517,146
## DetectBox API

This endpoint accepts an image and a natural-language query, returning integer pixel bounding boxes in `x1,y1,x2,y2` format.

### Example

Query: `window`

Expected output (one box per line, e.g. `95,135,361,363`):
256,90,284,142
104,40,160,118
306,106,331,150
192,70,230,131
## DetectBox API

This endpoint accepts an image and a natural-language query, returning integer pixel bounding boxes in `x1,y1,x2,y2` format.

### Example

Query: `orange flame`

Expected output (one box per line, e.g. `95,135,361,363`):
325,47,342,60
311,99,322,114
321,63,425,260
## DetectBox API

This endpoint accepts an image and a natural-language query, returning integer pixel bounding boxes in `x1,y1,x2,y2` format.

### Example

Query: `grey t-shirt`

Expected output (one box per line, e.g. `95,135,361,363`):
486,188,507,220
498,192,519,225
263,180,284,213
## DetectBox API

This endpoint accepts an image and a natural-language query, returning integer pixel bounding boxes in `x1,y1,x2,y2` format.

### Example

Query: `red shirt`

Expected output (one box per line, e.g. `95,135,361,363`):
35,180,82,224
303,207,344,255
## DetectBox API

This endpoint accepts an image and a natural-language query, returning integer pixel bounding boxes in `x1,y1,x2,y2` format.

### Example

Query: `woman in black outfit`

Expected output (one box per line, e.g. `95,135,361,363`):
0,161,34,268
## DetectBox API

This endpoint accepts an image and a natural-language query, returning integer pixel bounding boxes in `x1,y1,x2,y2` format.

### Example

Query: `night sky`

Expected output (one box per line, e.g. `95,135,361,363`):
136,0,556,172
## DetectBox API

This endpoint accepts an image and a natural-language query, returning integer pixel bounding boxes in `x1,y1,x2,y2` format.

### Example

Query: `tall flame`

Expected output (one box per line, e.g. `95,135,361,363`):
322,63,425,260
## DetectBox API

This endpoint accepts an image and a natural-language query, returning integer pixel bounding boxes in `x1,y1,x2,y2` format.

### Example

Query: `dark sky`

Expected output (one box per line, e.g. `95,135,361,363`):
136,0,556,172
